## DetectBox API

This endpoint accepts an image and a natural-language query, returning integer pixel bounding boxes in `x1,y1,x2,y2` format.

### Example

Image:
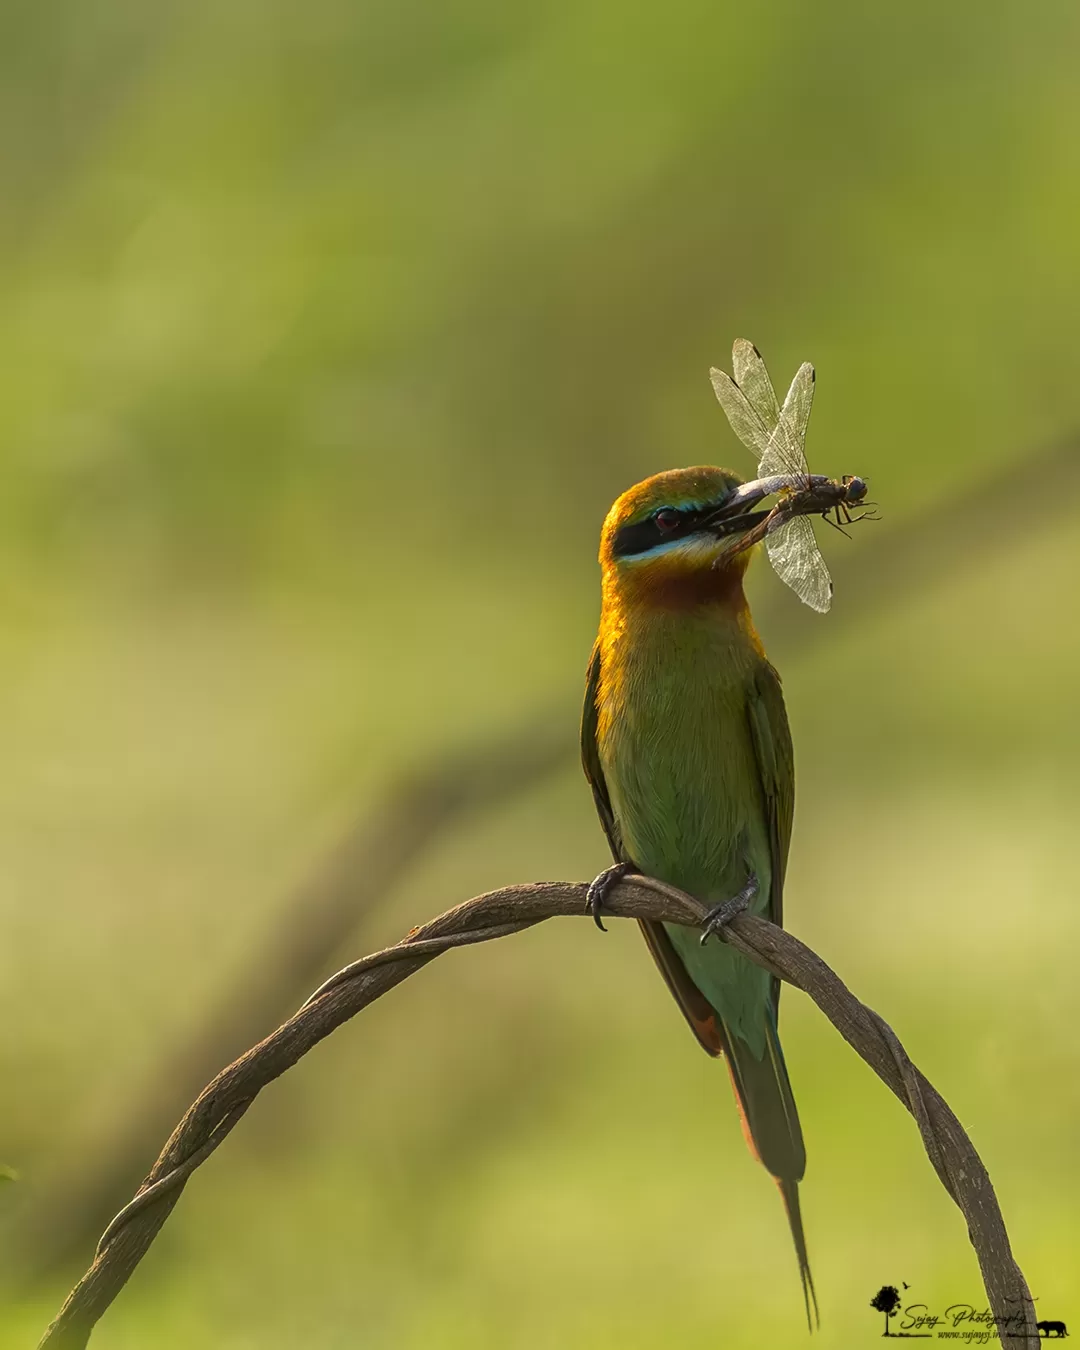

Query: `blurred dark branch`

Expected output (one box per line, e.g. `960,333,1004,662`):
8,721,573,1281
37,877,1038,1350
14,432,1079,1282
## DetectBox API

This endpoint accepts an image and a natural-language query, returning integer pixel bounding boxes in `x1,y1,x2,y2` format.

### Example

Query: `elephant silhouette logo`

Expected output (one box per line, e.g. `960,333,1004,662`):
1037,1322,1068,1339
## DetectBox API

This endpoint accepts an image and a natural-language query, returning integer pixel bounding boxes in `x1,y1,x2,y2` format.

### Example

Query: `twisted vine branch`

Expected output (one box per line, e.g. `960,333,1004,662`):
38,878,1038,1349
20,434,1080,1281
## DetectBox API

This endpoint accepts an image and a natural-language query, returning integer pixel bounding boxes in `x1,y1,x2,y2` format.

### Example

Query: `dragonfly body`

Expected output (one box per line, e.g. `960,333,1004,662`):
730,471,867,515
777,472,868,526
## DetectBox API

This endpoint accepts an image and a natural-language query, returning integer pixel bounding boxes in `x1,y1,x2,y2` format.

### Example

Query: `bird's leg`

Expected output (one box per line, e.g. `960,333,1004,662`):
699,872,759,946
585,860,638,933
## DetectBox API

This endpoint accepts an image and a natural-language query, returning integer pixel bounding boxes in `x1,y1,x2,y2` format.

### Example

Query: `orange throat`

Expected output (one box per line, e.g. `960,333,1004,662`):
599,548,766,660
604,547,753,614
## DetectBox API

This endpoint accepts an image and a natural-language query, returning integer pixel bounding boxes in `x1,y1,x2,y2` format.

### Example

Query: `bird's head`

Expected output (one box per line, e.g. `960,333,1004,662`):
599,466,768,610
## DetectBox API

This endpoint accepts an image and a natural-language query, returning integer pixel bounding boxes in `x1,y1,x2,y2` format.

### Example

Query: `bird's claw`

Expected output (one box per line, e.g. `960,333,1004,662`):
586,861,638,932
699,873,759,945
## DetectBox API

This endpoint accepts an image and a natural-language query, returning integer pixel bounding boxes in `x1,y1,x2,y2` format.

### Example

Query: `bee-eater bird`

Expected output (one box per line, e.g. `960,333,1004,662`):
580,464,816,1323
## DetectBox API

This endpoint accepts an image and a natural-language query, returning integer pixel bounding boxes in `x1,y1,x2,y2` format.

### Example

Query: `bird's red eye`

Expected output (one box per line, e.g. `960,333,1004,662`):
654,509,680,532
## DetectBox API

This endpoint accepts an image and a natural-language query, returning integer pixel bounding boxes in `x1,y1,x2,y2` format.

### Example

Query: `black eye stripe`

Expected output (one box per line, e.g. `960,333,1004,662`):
611,499,726,559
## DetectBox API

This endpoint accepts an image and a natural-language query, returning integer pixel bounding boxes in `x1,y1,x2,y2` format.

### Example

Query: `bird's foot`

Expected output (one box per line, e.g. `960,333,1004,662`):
585,861,638,932
699,873,759,946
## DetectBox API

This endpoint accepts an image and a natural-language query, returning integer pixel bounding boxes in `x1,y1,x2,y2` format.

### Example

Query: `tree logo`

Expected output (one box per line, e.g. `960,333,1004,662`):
868,1285,930,1338
870,1285,902,1336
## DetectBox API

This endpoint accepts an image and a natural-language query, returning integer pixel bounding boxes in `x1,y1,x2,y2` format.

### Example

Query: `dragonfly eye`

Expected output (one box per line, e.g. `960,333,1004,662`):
844,475,867,502
654,508,681,533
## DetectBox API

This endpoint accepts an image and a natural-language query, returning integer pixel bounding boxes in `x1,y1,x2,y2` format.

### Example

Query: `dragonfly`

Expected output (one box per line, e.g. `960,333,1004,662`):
709,339,870,613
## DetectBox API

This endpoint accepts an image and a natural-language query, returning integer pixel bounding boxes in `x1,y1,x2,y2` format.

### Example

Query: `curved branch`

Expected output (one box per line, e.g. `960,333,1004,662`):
37,878,1039,1350
22,433,1080,1280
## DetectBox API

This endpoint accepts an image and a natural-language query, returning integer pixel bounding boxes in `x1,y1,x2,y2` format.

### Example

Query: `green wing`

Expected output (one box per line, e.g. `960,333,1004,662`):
580,642,624,863
746,658,795,1013
580,643,726,1055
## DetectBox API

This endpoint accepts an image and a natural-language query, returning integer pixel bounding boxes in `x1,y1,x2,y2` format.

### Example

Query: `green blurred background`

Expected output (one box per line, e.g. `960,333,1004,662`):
2,0,1079,1344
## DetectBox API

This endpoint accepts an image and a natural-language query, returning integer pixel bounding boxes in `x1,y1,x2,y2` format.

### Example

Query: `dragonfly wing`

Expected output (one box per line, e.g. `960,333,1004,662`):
732,340,781,432
759,361,815,480
710,367,774,458
765,513,833,613
780,361,815,448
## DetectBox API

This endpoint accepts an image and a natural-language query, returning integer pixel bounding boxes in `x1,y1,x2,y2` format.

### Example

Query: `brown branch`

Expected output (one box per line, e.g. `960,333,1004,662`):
37,877,1038,1350
18,432,1080,1284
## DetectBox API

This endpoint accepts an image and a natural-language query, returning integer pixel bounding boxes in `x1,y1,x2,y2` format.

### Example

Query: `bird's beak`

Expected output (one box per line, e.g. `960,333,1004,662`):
703,484,774,541
704,474,809,542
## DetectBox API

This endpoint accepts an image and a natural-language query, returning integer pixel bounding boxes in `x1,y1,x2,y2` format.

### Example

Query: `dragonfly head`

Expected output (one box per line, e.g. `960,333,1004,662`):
842,475,868,504
599,466,770,609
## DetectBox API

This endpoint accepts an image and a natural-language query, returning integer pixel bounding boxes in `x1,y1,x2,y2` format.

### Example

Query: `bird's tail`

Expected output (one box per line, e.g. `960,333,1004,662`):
719,1013,818,1330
